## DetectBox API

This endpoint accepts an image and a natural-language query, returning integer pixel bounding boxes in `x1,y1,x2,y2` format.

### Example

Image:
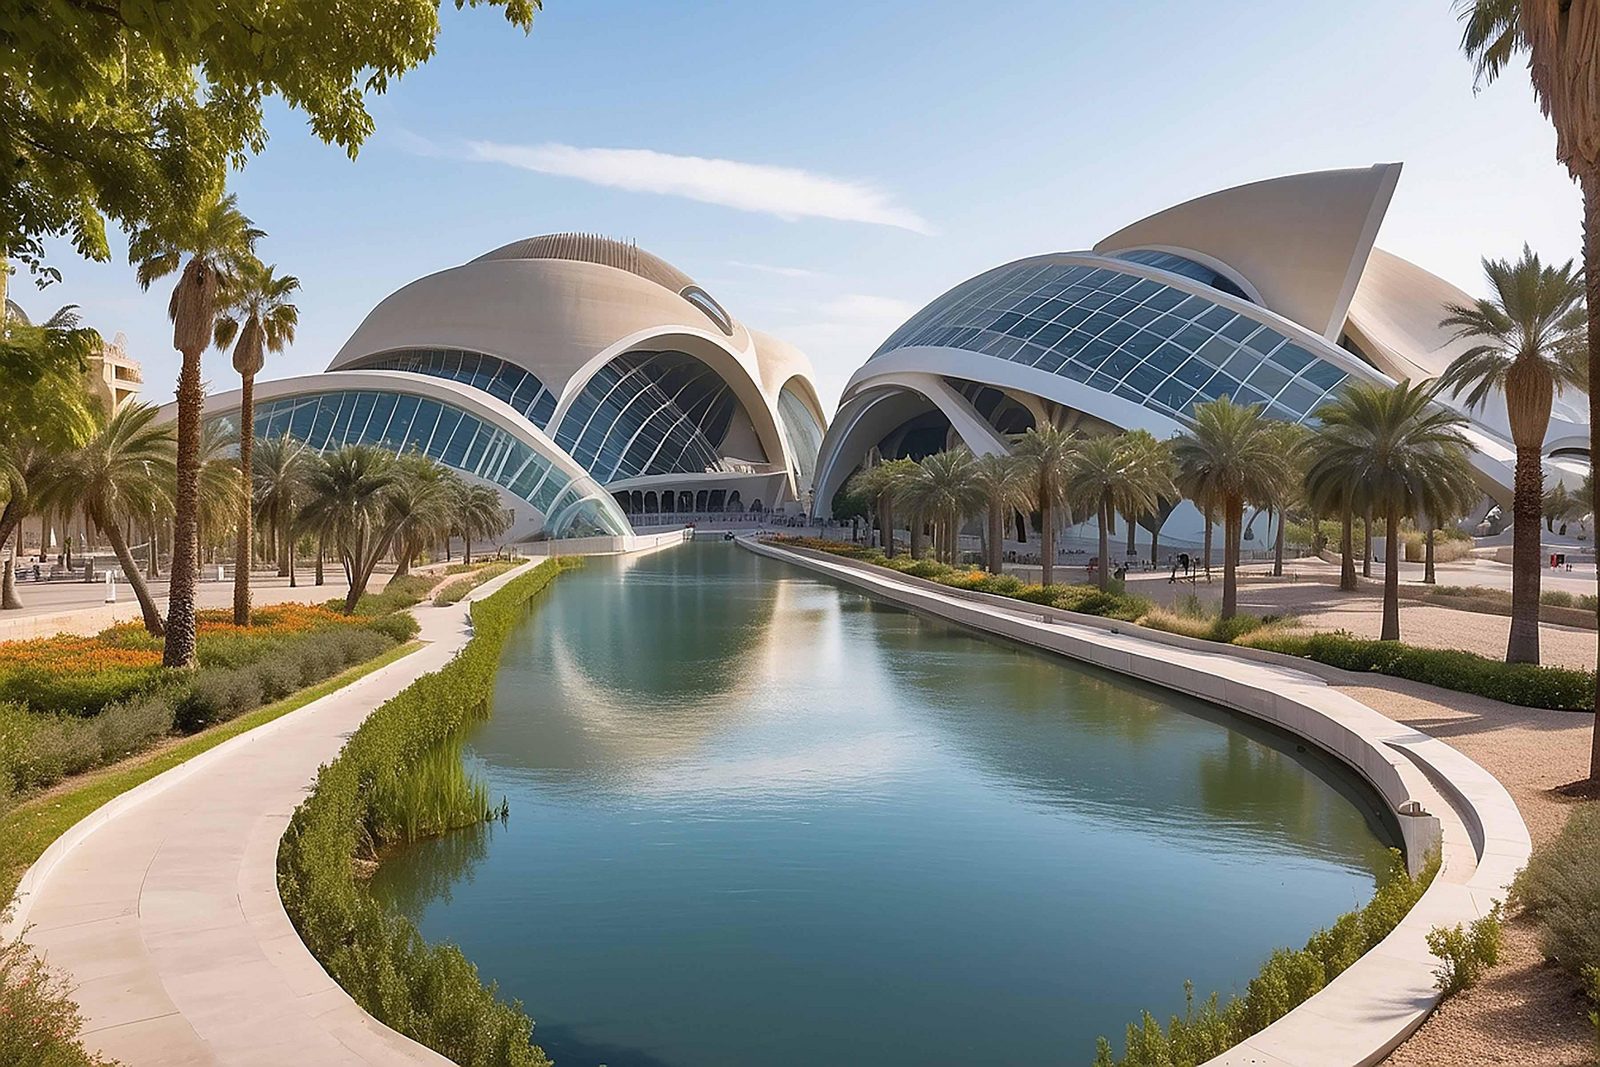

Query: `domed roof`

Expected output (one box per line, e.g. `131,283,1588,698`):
474,233,695,294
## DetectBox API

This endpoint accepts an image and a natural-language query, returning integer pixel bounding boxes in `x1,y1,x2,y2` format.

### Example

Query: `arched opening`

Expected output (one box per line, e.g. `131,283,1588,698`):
630,490,643,513
613,491,632,514
708,489,726,512
644,491,659,513
727,490,742,513
751,498,763,513
679,490,693,512
695,490,709,512
661,491,675,514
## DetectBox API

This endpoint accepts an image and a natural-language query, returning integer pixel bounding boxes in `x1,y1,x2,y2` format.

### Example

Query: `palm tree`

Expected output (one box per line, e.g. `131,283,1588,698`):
1115,430,1172,559
129,192,262,667
1439,245,1585,663
298,446,402,614
1012,424,1078,585
450,482,510,564
970,452,1031,574
386,454,453,580
893,450,985,565
1262,422,1310,578
1306,382,1478,642
1544,480,1583,532
54,404,176,636
214,260,300,625
845,461,905,556
1066,434,1175,591
1457,0,1600,777
253,436,313,586
196,418,243,573
1173,397,1293,619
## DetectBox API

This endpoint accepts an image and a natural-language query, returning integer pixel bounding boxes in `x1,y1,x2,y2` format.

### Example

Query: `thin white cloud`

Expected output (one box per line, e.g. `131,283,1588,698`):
815,293,919,323
727,260,828,280
463,140,932,234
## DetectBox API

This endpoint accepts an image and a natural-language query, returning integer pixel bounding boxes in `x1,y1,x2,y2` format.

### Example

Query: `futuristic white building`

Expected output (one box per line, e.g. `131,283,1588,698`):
812,164,1589,541
187,234,828,543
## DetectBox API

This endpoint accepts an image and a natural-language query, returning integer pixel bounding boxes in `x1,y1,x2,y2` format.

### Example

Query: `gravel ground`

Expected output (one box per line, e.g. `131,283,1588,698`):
1313,677,1597,1065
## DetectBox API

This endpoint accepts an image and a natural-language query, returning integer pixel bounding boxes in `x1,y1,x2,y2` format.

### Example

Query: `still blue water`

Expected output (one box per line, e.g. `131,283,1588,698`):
371,544,1395,1066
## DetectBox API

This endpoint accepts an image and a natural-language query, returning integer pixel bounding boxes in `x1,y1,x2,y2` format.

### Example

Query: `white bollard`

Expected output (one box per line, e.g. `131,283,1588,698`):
104,571,116,603
216,564,225,582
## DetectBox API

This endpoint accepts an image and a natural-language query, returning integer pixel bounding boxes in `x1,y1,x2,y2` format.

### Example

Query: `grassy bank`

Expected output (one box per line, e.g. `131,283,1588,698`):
279,558,581,1067
766,536,1595,713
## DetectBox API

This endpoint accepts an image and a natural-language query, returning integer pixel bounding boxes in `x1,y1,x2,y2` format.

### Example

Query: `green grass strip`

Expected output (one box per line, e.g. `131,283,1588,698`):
0,640,423,904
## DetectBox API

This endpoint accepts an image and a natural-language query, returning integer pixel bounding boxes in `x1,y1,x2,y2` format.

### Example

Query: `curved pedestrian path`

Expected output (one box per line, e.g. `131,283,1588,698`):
2,566,537,1066
742,537,1531,1067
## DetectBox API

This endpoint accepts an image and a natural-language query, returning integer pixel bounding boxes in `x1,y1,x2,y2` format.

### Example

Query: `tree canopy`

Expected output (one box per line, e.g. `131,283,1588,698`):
1,0,539,287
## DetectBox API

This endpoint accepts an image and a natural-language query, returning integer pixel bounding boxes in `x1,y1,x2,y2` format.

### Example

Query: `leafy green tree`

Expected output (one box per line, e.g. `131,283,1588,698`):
214,260,300,624
1456,0,1600,777
1439,245,1585,663
53,404,176,636
1066,434,1175,591
845,460,912,557
970,452,1032,574
1308,382,1477,641
129,192,260,668
1,0,538,299
894,449,985,565
1012,424,1079,585
1174,397,1292,619
387,454,453,579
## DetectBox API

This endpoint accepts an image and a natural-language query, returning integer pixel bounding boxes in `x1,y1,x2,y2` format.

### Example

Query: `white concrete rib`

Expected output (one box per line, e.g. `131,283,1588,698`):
740,537,1532,1067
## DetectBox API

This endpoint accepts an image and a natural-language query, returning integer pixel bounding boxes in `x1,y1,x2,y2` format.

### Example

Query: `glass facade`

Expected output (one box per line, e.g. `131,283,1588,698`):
776,385,823,489
1110,249,1253,302
239,389,629,538
345,348,559,428
553,351,738,484
871,259,1350,425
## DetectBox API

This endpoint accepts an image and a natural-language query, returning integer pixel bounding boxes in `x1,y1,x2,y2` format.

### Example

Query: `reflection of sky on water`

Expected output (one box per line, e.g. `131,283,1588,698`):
375,544,1396,1067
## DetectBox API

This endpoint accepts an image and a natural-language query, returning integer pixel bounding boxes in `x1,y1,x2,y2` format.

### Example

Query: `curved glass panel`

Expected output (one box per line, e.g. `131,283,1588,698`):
871,261,1349,425
344,349,558,428
1111,249,1253,302
553,351,737,484
225,389,629,538
776,385,823,489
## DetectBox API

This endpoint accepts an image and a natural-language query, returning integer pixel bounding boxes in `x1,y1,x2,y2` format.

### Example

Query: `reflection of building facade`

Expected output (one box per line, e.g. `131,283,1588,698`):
178,235,828,543
813,165,1590,542
87,331,143,413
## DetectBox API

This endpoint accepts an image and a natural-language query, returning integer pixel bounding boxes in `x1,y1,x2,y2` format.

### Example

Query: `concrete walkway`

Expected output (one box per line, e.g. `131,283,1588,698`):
3,565,537,1065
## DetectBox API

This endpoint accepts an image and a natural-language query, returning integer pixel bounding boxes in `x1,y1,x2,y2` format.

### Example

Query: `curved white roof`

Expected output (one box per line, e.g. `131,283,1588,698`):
1095,164,1402,340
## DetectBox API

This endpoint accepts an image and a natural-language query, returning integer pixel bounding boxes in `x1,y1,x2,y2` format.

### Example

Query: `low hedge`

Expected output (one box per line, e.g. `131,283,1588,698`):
1095,850,1438,1066
280,558,580,1067
1244,631,1594,711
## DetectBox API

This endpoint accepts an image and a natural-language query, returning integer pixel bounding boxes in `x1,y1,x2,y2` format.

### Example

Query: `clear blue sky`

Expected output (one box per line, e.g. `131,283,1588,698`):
18,0,1581,413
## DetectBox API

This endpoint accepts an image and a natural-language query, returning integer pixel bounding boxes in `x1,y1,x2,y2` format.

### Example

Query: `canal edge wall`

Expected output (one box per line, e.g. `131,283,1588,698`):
740,536,1531,1067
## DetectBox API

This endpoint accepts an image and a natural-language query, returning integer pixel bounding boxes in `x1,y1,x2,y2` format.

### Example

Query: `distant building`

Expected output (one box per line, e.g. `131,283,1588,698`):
812,164,1590,541
87,332,142,413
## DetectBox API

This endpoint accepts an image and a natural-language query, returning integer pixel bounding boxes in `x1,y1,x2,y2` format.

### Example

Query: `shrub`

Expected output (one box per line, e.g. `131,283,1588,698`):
0,924,116,1067
433,561,518,606
338,573,438,617
1427,904,1503,996
280,559,580,1067
1514,802,1600,988
0,666,161,717
1242,631,1594,711
1095,850,1436,1066
364,611,420,644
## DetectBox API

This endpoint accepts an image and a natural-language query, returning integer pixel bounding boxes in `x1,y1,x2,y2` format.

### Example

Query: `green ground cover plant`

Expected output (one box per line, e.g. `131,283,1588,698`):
279,558,580,1067
1093,850,1438,1067
765,536,1596,712
433,560,518,606
335,572,438,617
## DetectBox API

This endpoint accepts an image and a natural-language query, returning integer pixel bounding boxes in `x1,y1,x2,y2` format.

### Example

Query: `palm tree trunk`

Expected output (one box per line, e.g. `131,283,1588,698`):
1202,503,1213,581
987,502,1003,575
1,515,22,610
1124,511,1136,557
1273,508,1286,578
1361,512,1372,578
147,510,160,578
315,533,325,586
97,507,164,637
1041,494,1056,587
1584,168,1600,780
910,511,927,560
163,347,204,669
1222,498,1241,619
232,372,255,625
1507,442,1544,664
1382,507,1401,641
464,530,473,565
1424,527,1437,585
1097,496,1111,592
1339,510,1357,591
1149,525,1160,568
287,534,296,588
